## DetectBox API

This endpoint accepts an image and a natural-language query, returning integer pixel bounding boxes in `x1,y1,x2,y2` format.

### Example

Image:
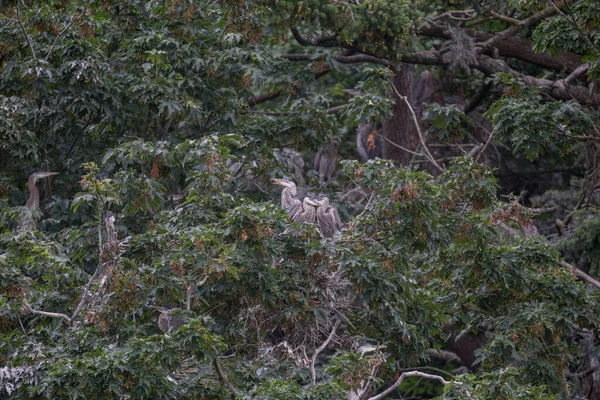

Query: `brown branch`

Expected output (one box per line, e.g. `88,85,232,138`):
488,11,521,25
481,1,569,50
388,79,445,172
418,25,582,73
22,299,71,324
247,90,282,107
559,261,600,289
16,1,36,60
46,18,74,59
282,53,392,67
213,359,241,396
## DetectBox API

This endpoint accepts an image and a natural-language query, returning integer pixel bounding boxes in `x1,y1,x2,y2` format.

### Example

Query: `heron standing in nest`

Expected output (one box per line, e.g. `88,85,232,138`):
16,171,59,232
314,195,343,239
272,178,302,216
151,305,184,334
291,196,319,224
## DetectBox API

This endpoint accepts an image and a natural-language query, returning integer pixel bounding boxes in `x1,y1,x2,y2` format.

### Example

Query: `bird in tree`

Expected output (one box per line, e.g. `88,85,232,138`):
16,171,59,232
290,196,319,224
272,178,302,216
151,305,184,334
314,195,343,239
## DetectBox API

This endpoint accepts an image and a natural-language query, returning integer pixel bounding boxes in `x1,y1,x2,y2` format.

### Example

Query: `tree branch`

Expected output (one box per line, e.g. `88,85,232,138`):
310,319,340,385
213,358,241,396
388,79,445,172
16,1,36,60
559,260,600,290
481,1,569,50
368,371,452,400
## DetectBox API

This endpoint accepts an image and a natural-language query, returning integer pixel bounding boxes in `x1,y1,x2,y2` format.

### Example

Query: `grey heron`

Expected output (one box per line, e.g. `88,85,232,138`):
272,178,301,216
16,171,59,232
151,305,184,334
314,195,342,239
290,196,319,224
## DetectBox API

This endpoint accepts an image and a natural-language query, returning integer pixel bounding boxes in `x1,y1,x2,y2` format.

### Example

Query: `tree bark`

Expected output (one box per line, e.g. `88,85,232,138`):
382,64,418,165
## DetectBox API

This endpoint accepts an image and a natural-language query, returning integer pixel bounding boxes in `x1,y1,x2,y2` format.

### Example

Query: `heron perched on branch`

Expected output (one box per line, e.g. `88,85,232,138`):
291,196,319,224
16,171,59,232
314,195,343,239
272,178,302,216
151,306,184,334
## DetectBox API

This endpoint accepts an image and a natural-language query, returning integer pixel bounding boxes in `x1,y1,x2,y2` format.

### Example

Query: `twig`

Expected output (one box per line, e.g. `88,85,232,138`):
16,1,36,59
388,79,444,172
23,299,71,324
480,1,568,50
488,11,521,25
380,135,425,158
46,18,74,59
368,371,452,400
310,319,340,385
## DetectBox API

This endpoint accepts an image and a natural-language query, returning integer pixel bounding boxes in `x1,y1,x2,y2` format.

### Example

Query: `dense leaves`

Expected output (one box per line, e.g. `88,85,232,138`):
1,0,600,399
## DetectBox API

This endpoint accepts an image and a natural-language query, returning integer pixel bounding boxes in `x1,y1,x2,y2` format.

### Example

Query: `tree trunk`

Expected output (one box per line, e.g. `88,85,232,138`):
382,64,418,165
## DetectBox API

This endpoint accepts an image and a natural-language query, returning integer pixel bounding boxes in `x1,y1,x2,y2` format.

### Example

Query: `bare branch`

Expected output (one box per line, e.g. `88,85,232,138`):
368,371,452,400
488,11,521,25
16,1,36,60
563,63,590,85
481,1,569,50
46,18,75,60
213,358,241,396
310,319,340,385
388,79,445,172
559,260,600,290
22,299,71,324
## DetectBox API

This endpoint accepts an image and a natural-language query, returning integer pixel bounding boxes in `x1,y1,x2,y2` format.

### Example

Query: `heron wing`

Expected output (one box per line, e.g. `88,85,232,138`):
332,207,343,230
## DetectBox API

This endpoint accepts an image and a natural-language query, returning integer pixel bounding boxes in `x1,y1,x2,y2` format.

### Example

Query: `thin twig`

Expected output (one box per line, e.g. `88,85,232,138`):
388,79,444,172
559,260,600,290
16,1,36,59
46,18,74,59
310,319,340,385
368,371,452,400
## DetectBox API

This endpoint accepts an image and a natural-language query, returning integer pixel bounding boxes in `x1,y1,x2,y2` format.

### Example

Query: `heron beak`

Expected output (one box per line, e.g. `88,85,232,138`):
150,305,166,312
305,198,319,206
37,172,59,179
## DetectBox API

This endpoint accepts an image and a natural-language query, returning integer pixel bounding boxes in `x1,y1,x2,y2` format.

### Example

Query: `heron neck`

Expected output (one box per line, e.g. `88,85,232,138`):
25,179,40,209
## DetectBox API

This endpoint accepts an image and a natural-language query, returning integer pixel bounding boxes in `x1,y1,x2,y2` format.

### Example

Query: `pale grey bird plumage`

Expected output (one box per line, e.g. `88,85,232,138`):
290,196,318,224
16,171,59,232
272,178,302,216
151,305,184,334
314,196,342,239
314,140,339,183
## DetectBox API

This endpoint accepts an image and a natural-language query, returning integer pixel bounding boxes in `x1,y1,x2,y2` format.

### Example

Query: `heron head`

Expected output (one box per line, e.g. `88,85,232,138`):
30,171,59,184
304,197,319,207
272,178,295,190
315,194,330,206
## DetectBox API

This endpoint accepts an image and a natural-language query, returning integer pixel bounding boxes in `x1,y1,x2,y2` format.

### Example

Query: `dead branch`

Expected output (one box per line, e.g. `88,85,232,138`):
213,358,241,396
559,261,600,290
310,319,340,385
388,79,445,172
368,371,452,400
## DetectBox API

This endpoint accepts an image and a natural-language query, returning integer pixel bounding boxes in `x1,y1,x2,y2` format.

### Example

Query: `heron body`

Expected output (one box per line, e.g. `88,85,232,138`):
314,196,342,239
314,140,339,183
16,172,59,232
290,197,318,224
151,306,184,334
272,178,302,216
